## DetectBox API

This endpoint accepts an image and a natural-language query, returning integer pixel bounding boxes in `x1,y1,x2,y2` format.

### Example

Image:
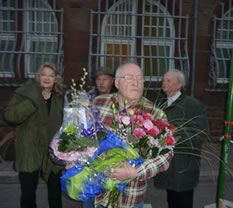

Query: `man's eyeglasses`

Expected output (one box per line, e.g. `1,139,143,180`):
116,74,144,82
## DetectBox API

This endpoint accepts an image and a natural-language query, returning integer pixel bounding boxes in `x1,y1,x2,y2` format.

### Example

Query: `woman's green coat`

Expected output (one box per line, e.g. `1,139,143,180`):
4,80,64,181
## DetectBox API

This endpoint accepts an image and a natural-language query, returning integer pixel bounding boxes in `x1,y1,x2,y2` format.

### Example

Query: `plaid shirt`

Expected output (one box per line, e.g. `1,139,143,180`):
93,93,173,208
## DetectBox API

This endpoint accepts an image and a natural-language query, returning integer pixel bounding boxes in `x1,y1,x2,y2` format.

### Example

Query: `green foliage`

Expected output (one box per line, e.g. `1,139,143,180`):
63,124,78,136
96,130,107,141
58,133,98,152
127,135,139,144
57,129,107,153
107,188,121,208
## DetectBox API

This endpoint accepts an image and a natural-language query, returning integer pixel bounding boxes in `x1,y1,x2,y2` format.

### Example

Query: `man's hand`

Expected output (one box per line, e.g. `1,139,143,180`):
111,163,138,181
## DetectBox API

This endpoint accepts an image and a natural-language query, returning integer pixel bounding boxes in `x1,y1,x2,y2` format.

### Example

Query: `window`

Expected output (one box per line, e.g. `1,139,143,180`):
100,1,136,68
89,0,189,85
209,3,233,89
142,2,175,81
0,0,16,77
24,0,59,77
0,0,63,84
100,0,174,81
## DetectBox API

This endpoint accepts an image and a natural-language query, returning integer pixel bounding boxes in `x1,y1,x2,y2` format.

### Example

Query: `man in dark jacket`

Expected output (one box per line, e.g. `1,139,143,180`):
153,69,209,208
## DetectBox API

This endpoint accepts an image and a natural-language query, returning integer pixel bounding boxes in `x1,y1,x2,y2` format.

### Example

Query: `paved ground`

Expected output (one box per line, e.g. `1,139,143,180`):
0,141,233,208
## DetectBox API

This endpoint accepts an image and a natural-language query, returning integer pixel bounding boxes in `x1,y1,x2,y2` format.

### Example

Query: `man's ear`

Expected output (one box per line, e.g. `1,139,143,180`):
178,82,183,91
115,79,119,89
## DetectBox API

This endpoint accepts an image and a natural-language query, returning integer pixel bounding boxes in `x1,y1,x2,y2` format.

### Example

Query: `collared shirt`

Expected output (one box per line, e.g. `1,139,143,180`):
167,91,181,107
92,93,174,208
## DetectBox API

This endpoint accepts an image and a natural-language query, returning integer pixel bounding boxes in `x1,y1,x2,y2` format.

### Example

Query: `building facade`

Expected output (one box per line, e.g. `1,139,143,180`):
0,0,232,139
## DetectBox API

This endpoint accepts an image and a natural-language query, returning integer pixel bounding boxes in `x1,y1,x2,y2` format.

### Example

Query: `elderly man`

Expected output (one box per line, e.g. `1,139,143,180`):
88,66,116,97
92,62,173,208
153,69,209,208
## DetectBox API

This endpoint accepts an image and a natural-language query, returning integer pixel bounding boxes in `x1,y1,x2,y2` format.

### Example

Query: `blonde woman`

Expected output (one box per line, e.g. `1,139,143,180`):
4,62,64,208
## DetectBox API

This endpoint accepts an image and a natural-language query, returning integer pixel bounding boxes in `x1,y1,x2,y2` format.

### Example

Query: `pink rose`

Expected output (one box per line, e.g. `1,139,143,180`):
121,116,131,125
115,114,122,121
131,114,144,127
143,119,154,130
166,135,175,145
133,128,146,139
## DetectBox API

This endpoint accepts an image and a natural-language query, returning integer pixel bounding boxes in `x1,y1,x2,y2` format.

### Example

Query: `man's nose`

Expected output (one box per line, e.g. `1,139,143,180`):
132,78,140,86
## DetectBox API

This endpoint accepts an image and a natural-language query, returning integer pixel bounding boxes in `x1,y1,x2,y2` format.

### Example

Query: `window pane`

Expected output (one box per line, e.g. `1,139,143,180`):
216,9,233,41
144,45,169,76
104,44,130,69
216,48,230,80
144,4,171,37
0,40,15,73
25,0,58,77
142,2,174,79
214,9,233,84
0,0,16,32
27,40,57,74
106,15,132,36
28,11,57,33
2,11,16,31
0,0,16,75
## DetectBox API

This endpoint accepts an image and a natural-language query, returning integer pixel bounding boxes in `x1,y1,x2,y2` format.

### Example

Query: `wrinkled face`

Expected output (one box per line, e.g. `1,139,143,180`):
95,74,113,94
115,63,144,104
162,72,182,97
39,67,56,89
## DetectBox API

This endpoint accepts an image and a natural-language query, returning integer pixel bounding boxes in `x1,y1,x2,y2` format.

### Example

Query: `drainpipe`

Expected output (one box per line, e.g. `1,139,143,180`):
190,0,199,97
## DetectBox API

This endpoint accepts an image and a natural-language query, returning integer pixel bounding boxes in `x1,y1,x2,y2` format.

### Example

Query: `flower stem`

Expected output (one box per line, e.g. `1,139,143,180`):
106,188,121,208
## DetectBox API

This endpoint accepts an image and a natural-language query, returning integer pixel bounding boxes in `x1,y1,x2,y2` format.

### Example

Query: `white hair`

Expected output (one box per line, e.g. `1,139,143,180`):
115,61,141,78
168,69,186,88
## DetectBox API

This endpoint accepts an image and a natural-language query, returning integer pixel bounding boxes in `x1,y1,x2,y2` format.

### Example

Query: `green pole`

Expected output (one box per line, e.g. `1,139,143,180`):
216,52,233,208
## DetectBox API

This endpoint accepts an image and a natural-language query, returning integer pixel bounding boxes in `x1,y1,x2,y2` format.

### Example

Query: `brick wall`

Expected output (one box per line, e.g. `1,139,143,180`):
207,106,225,139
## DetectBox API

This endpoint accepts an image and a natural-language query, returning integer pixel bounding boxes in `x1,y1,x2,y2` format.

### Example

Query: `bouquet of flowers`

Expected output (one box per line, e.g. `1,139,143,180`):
60,131,143,201
49,71,104,165
60,99,177,207
111,106,177,159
